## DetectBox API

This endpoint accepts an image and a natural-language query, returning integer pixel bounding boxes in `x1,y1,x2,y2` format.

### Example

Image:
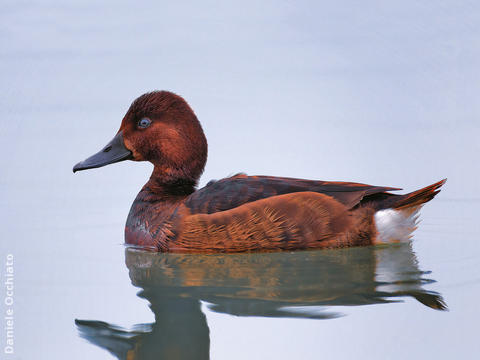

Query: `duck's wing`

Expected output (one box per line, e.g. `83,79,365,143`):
185,174,401,214
174,191,376,252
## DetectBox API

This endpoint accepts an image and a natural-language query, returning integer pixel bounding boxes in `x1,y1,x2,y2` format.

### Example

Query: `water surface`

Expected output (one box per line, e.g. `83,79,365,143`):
76,243,446,359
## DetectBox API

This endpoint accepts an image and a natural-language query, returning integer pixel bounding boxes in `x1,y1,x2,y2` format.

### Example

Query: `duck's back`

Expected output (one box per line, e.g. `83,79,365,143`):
184,174,400,214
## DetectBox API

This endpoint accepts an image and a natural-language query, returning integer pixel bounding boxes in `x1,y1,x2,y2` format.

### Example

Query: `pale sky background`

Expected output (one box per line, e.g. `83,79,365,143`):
1,1,479,359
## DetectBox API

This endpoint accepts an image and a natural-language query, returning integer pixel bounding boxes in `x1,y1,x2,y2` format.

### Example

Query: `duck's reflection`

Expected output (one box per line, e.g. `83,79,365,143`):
76,243,446,359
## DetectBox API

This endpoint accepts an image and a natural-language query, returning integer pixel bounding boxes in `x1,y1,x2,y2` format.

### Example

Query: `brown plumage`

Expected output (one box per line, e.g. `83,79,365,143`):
73,91,446,252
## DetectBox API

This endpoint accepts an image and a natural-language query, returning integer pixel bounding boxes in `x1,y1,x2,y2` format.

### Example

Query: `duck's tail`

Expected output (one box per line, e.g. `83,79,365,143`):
392,179,446,212
373,179,446,244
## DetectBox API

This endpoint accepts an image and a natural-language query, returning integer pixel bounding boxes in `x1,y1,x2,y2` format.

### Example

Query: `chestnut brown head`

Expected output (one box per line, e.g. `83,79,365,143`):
73,91,208,186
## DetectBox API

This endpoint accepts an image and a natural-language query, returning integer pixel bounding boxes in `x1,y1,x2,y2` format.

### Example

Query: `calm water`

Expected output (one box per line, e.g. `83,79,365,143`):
77,244,447,359
2,1,480,359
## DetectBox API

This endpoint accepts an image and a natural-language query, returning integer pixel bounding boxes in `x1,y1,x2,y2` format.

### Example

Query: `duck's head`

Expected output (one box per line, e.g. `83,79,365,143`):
73,91,208,187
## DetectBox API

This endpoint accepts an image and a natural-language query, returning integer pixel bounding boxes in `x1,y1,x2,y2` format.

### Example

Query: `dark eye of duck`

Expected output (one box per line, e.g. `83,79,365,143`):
138,118,152,129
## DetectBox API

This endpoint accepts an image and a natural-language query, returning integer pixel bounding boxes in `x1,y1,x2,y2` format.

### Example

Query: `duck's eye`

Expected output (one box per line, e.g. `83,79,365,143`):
138,118,152,129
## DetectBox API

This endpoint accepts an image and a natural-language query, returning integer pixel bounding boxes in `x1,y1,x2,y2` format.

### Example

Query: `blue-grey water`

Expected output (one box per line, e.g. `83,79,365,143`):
1,1,479,359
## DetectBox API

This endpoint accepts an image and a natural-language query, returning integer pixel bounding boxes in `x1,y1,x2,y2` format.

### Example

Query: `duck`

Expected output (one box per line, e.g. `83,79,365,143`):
73,91,445,253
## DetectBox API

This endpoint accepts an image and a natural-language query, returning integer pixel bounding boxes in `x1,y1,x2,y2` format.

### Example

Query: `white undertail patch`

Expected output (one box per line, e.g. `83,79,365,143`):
374,207,420,244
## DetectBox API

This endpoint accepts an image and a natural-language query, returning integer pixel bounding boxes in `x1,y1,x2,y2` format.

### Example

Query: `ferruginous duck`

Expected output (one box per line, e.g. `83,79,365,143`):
73,91,445,253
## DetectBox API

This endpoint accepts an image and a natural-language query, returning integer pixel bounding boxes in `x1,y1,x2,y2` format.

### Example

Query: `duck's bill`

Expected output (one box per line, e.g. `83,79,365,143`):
73,131,132,173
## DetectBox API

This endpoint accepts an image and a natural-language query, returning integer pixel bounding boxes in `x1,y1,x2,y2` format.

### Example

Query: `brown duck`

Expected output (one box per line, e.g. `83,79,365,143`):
73,91,445,253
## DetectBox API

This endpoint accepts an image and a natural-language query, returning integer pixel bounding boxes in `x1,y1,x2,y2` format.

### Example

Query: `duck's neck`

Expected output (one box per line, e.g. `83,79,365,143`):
144,178,196,200
145,166,197,198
